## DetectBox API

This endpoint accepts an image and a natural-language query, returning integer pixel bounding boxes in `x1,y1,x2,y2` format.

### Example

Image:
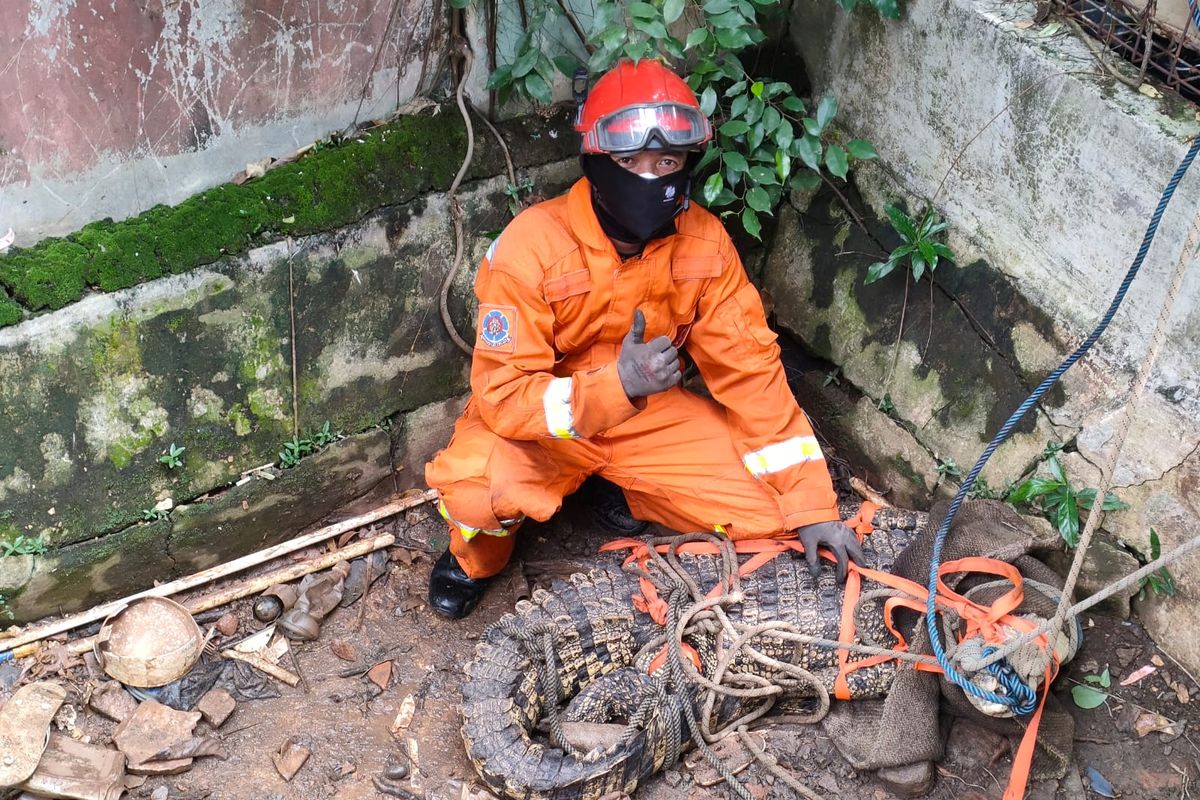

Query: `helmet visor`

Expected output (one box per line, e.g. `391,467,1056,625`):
593,103,710,153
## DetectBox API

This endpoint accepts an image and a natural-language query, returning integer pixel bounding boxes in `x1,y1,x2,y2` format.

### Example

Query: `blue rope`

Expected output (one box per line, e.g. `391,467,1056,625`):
1190,0,1200,32
925,135,1200,713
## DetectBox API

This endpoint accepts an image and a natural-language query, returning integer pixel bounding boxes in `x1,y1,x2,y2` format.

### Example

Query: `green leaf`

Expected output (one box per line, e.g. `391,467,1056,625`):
709,10,748,28
775,149,791,182
552,56,579,77
512,47,539,78
782,96,805,113
742,206,762,239
695,145,721,172
911,250,927,281
630,2,658,21
1046,454,1065,483
766,81,792,98
723,151,749,173
746,186,772,213
816,95,838,130
747,121,765,152
448,0,471,8
704,0,736,12
751,80,765,97
745,97,764,125
523,73,553,105
1151,528,1162,559
789,171,821,192
702,172,724,205
825,144,849,179
775,119,794,151
1071,685,1109,709
932,242,957,263
730,93,749,119
1100,667,1111,688
715,27,754,48
865,260,897,284
720,120,751,136
795,135,822,171
884,205,918,241
762,105,781,133
1057,502,1081,546
749,165,778,184
846,139,878,160
802,117,822,137
664,0,686,24
700,86,718,117
486,65,513,90
918,241,937,270
638,20,670,39
685,27,710,50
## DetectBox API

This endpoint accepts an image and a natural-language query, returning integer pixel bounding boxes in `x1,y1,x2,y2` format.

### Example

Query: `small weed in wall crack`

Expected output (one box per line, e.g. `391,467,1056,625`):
278,421,343,470
158,443,186,470
0,534,47,558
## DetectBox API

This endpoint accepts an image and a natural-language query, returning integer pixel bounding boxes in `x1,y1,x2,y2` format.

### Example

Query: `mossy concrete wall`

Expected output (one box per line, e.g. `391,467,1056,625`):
790,0,1200,670
0,110,578,624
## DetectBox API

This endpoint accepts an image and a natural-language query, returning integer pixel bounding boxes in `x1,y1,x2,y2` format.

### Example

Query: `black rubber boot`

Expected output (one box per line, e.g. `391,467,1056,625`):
428,549,490,619
585,477,650,536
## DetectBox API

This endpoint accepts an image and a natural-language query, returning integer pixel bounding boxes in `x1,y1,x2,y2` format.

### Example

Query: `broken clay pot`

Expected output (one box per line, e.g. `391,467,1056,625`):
0,681,68,788
95,598,205,688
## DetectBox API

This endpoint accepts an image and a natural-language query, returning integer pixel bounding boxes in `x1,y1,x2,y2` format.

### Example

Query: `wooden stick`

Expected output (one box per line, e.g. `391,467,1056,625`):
1,489,434,655
222,649,301,687
850,476,892,508
67,534,396,655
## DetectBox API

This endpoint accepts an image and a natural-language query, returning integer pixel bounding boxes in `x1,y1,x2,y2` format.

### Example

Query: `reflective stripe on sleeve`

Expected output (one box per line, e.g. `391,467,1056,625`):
542,377,581,439
742,436,823,477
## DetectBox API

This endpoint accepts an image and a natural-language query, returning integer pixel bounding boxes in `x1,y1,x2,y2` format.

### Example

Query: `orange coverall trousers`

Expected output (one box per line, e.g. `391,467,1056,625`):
426,386,799,578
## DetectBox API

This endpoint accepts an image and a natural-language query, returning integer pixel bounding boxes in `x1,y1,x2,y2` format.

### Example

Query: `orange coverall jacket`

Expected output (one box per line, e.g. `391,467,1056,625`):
426,177,839,576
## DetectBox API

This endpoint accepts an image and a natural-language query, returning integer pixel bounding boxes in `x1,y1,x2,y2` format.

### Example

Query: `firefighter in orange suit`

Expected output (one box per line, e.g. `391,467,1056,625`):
425,59,863,618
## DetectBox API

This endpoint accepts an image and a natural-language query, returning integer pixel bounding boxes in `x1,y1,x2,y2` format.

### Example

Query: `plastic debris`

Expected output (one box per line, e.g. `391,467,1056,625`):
1120,664,1157,685
1085,766,1116,798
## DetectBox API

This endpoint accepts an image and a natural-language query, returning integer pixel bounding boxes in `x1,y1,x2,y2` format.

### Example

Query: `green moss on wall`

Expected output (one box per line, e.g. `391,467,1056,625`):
0,114,472,322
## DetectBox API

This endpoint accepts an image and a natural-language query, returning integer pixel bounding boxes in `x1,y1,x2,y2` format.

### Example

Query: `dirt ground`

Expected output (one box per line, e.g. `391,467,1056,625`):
5,482,1197,800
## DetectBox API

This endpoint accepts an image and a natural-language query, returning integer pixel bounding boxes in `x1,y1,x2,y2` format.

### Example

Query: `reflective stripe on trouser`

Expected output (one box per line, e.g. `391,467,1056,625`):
427,389,822,579
437,499,521,542
742,435,823,477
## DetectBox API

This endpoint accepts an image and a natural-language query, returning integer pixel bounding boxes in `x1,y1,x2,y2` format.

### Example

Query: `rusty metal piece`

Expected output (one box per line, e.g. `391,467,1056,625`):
94,598,205,688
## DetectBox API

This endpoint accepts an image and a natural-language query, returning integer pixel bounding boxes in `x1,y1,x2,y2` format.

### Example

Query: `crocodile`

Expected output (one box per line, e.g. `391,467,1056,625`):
460,504,929,800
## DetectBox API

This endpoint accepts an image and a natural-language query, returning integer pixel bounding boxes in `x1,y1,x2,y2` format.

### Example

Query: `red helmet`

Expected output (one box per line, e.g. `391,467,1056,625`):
575,59,713,155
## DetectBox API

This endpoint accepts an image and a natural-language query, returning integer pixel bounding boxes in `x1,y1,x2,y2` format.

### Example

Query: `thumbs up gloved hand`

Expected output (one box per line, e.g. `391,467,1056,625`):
617,309,682,400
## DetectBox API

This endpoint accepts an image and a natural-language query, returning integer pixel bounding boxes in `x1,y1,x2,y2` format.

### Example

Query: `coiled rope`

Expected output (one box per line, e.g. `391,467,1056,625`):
926,134,1200,710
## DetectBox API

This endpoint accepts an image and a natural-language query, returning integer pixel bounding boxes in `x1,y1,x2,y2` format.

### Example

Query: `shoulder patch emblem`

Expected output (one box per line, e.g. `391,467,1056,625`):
478,305,517,352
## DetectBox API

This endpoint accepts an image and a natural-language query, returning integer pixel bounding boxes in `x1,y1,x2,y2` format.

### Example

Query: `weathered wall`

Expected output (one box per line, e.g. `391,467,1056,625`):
0,0,440,248
790,0,1200,668
0,108,578,623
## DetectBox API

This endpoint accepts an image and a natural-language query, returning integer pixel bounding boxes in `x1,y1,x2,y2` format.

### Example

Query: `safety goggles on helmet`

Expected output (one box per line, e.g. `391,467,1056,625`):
585,103,712,155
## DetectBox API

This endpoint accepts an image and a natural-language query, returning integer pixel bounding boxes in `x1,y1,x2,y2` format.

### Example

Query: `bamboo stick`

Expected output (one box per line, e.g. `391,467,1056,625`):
221,650,301,687
67,533,395,655
0,489,435,656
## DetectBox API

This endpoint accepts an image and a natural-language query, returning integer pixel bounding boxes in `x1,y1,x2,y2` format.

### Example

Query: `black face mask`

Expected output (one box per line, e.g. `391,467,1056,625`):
580,153,697,246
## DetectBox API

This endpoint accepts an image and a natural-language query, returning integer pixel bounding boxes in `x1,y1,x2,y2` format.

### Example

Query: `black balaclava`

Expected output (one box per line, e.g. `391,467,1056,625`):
580,151,700,246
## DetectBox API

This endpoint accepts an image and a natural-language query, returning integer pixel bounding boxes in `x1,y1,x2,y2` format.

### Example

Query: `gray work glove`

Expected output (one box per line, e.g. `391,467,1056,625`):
797,521,865,583
617,309,681,400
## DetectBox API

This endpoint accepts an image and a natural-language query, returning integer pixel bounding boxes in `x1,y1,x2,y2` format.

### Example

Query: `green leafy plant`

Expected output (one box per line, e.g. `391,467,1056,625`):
1,534,47,558
865,205,956,284
158,443,186,470
141,508,170,522
1135,528,1177,598
466,0,887,240
967,478,1002,500
1072,666,1111,709
503,177,536,217
936,458,962,479
278,421,342,470
877,394,896,414
822,367,841,387
1006,453,1129,546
